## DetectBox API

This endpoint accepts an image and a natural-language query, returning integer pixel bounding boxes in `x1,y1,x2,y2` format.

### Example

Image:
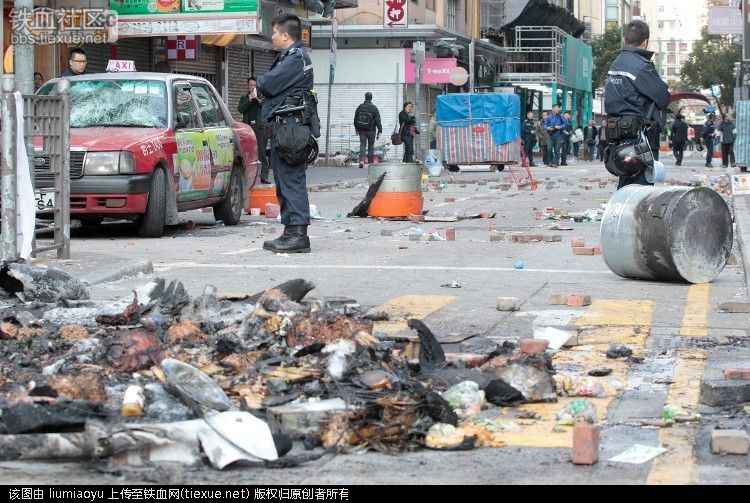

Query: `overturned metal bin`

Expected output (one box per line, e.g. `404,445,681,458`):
600,185,733,283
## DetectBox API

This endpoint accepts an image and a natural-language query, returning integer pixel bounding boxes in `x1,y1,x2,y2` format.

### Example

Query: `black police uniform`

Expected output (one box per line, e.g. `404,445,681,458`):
604,46,670,188
257,40,315,234
521,117,536,165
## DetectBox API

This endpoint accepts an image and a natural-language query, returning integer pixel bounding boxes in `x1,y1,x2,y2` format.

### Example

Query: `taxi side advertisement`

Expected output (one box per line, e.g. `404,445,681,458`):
174,130,233,202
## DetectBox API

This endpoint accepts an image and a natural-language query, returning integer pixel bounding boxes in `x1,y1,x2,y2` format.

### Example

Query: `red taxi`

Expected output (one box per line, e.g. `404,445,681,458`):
37,70,258,237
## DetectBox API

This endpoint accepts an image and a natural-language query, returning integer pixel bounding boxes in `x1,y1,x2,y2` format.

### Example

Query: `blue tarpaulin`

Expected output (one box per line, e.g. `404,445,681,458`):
435,93,521,146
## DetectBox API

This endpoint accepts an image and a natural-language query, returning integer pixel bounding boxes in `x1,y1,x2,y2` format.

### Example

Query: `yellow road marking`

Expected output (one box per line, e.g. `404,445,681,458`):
680,284,710,337
493,300,654,448
373,295,456,336
648,285,710,485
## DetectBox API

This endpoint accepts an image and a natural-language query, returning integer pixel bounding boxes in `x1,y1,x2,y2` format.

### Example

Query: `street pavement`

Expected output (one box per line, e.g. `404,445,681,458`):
4,150,749,484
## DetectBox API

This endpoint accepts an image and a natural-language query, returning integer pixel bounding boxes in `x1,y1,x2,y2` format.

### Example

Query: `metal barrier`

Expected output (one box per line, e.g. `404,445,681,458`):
1,75,71,260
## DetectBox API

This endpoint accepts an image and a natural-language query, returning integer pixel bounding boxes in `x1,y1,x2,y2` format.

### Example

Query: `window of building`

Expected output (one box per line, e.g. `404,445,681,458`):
667,54,676,64
680,42,688,52
667,42,676,51
445,0,456,31
667,67,676,76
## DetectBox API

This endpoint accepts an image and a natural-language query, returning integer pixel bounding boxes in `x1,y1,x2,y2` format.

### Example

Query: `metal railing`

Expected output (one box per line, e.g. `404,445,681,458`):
1,75,71,260
498,26,568,85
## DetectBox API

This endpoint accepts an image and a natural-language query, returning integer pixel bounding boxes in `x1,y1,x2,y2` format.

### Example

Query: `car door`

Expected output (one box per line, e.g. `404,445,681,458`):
172,82,211,203
189,83,235,199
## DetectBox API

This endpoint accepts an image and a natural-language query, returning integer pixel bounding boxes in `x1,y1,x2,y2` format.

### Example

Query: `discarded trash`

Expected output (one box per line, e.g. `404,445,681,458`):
336,211,342,219
534,327,573,351
161,358,232,412
309,204,323,220
441,281,462,288
560,375,605,397
606,344,633,359
425,423,476,450
662,404,700,423
588,368,613,377
429,231,447,241
121,385,145,417
515,260,525,270
494,355,557,403
556,399,597,426
0,263,89,302
608,444,667,464
484,379,525,406
442,381,486,416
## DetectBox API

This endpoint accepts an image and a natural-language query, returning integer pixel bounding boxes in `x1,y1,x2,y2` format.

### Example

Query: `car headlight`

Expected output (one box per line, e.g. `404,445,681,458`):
84,152,137,175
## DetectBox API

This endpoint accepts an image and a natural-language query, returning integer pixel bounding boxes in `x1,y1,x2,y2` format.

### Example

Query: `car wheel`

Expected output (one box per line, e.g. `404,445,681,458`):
495,165,505,172
78,216,103,229
742,166,747,173
137,168,166,238
213,167,242,225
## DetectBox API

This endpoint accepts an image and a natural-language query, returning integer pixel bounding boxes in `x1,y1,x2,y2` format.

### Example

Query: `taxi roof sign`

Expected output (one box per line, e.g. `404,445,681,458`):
107,60,136,72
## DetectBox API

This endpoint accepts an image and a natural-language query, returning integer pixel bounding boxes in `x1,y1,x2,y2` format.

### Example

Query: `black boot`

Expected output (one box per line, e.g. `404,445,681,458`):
263,225,294,251
272,225,310,253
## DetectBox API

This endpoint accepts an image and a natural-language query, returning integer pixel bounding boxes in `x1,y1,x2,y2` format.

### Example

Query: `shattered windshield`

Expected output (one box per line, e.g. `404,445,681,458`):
43,79,168,128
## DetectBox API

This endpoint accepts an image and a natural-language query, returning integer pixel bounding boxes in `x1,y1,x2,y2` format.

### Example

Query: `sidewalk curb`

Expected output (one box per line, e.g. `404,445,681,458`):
82,260,154,286
732,195,750,294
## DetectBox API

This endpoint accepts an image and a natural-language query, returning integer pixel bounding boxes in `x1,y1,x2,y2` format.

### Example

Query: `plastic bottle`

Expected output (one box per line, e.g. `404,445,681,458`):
121,385,145,417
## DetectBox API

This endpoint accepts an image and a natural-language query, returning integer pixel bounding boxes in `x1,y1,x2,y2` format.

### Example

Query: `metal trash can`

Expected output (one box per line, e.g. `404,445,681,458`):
600,185,732,283
367,163,423,218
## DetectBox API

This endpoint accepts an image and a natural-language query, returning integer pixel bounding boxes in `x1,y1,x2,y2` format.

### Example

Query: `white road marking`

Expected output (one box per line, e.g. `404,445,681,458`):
153,261,610,275
222,248,260,256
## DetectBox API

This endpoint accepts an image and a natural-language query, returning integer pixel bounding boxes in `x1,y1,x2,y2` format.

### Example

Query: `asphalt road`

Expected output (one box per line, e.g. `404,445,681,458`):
4,151,749,485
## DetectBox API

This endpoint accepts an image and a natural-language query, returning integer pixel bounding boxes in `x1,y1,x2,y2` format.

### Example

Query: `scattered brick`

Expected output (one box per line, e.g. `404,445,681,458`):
573,247,596,255
718,302,750,313
549,293,570,305
543,234,562,243
496,297,521,312
572,423,600,465
571,237,585,247
519,338,549,354
567,294,592,307
710,429,750,455
444,197,456,203
592,247,602,255
490,233,505,242
380,229,394,236
723,369,750,380
445,228,456,241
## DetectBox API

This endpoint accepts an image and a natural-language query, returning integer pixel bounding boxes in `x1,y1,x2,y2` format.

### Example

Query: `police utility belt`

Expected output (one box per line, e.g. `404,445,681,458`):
268,93,321,166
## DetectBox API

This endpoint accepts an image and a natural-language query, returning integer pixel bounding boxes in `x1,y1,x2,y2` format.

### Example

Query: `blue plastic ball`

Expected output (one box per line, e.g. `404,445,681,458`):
515,260,525,270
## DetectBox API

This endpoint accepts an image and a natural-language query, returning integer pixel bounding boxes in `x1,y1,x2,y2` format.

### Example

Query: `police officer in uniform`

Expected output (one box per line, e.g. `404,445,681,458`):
604,20,670,188
257,15,315,254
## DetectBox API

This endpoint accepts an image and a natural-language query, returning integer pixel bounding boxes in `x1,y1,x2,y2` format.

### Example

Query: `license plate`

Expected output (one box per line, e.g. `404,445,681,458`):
35,190,55,211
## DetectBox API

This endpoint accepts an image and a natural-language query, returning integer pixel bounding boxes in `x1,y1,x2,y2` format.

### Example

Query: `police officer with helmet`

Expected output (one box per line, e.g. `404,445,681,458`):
258,14,316,254
604,20,670,189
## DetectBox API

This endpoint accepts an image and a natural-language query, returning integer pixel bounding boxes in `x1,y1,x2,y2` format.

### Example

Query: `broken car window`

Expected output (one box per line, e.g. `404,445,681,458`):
64,80,168,128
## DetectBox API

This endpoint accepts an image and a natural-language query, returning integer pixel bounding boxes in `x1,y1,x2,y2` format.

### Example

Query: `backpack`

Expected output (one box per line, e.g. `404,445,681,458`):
355,107,375,131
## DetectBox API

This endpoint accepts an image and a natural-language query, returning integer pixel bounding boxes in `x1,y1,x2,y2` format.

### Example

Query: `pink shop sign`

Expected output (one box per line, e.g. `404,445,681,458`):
404,49,457,84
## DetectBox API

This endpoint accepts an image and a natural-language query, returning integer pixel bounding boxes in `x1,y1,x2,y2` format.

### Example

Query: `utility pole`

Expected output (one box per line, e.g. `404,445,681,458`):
324,19,337,165
14,0,34,96
413,41,425,163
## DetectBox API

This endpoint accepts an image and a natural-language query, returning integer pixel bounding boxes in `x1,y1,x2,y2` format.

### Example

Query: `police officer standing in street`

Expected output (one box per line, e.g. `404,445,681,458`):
257,14,315,253
604,20,670,188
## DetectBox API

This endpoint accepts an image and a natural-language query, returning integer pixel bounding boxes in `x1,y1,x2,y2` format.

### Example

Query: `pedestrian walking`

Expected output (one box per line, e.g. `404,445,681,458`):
257,14,316,254
670,114,688,166
561,111,573,165
535,111,550,166
702,114,717,167
687,125,695,151
399,102,418,163
718,115,736,168
238,76,270,183
522,111,537,166
353,92,383,169
582,119,597,161
603,19,669,188
571,124,583,160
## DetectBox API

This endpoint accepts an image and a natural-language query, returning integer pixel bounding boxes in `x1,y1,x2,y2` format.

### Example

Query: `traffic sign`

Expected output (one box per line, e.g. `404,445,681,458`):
383,0,408,29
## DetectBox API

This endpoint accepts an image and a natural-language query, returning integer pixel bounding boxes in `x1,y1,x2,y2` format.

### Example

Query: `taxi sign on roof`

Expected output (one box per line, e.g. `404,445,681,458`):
107,60,136,72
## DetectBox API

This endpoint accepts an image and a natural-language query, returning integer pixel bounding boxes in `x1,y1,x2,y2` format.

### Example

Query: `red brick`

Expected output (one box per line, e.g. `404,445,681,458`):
571,237,586,247
723,369,750,380
549,293,570,305
445,228,456,241
572,423,600,465
444,197,456,203
519,338,549,354
409,214,424,223
592,247,602,255
567,294,592,307
529,234,544,242
572,247,596,256
444,353,491,368
511,233,532,243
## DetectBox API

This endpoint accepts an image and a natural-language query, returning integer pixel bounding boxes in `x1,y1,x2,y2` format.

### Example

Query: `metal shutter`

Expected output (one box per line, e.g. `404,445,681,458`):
172,45,220,88
81,40,152,74
315,83,403,160
404,85,441,152
252,51,277,77
227,45,251,122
